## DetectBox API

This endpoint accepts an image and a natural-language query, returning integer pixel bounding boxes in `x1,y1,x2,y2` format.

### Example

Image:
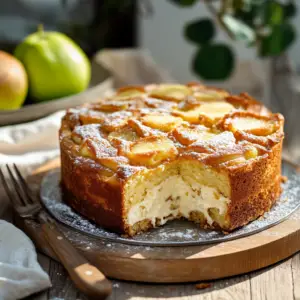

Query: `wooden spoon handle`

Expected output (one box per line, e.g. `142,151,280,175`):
41,222,112,299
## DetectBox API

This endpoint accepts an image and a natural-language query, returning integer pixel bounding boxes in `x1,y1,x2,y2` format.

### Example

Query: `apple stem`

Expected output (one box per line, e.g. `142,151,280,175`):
38,24,45,38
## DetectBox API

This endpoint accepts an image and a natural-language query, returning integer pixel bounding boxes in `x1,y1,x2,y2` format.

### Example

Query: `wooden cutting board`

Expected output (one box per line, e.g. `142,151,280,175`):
18,158,300,283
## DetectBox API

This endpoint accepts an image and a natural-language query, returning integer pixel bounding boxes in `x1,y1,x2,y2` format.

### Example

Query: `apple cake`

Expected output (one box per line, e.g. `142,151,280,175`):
59,83,284,236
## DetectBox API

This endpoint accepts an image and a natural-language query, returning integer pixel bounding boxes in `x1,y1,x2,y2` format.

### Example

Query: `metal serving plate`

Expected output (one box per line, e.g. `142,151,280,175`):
40,161,300,247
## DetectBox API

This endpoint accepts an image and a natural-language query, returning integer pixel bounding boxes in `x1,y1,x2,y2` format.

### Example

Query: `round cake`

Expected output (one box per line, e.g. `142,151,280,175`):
59,83,284,236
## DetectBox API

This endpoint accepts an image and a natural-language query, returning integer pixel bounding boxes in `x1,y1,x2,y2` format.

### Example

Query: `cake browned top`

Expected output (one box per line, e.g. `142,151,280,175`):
59,83,284,182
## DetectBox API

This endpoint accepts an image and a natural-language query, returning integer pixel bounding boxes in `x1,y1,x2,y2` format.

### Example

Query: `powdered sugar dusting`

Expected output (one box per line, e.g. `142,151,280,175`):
40,161,300,247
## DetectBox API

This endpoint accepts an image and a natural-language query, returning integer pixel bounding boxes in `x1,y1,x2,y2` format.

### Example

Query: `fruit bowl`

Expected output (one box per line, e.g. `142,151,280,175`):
0,61,112,126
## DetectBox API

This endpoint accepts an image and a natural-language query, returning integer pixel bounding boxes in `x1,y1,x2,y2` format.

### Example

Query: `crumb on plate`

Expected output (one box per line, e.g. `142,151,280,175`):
195,283,212,290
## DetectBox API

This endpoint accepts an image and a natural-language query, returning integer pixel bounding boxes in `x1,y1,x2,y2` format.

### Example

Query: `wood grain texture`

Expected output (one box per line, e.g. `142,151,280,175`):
41,222,111,299
18,158,300,284
37,255,300,300
44,258,252,300
250,258,294,300
292,252,300,300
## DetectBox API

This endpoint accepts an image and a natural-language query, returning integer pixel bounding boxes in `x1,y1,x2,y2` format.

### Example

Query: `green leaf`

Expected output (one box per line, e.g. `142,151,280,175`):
260,23,296,57
184,19,215,45
168,0,197,6
284,2,297,19
192,44,235,80
263,1,284,25
221,15,255,44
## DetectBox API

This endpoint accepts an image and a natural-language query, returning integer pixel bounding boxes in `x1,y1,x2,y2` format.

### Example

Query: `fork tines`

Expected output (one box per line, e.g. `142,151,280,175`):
0,164,34,207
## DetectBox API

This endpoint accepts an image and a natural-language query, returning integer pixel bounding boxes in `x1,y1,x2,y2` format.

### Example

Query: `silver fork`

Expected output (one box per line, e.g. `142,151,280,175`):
0,164,112,300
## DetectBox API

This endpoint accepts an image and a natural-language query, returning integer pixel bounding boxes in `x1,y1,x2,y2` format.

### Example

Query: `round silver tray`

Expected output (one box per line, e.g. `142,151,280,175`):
40,161,300,247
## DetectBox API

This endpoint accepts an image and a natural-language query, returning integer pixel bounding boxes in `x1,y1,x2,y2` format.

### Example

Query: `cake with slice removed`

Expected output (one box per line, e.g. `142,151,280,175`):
59,83,284,236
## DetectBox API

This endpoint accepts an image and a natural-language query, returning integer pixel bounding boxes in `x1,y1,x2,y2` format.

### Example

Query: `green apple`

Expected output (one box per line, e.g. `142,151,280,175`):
0,51,28,110
14,27,91,102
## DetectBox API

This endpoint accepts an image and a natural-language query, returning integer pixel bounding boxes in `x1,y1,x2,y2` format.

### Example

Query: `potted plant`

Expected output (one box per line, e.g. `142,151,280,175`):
169,0,297,80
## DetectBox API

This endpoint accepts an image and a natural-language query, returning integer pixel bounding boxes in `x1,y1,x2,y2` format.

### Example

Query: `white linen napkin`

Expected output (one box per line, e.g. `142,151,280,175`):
0,111,64,300
0,220,51,300
0,110,64,166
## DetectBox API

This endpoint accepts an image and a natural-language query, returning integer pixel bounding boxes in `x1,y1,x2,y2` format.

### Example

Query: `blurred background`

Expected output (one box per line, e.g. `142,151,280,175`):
0,0,299,158
1,0,299,83
139,1,300,81
0,0,137,55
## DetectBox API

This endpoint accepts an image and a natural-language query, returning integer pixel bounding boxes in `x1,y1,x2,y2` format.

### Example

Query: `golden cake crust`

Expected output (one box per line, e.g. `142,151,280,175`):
59,83,284,235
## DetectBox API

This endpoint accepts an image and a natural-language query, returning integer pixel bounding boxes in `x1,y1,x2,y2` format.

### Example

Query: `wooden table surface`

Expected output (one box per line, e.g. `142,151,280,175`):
27,251,300,300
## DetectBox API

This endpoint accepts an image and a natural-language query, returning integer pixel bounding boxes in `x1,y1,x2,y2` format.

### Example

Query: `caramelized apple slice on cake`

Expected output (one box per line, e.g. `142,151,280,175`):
149,84,192,102
173,101,235,125
141,114,183,132
220,111,280,136
126,136,178,167
112,86,146,101
171,124,216,146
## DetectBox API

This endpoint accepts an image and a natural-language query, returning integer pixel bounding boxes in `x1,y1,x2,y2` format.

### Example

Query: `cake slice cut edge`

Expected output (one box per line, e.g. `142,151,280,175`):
123,160,231,236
